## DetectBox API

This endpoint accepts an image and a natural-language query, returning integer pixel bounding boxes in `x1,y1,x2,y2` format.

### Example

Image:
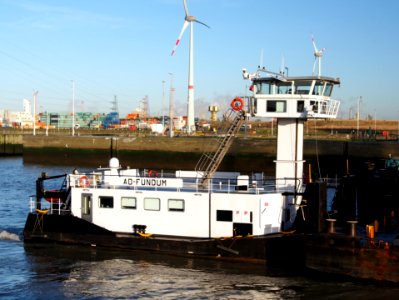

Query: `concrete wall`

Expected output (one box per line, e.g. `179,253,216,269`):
21,135,399,158
0,134,23,154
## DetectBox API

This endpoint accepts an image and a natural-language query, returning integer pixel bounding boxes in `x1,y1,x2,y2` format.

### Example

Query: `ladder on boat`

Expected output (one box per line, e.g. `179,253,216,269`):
195,108,246,187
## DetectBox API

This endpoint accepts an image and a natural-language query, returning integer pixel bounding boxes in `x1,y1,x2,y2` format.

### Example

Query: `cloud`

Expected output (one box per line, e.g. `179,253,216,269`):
6,0,128,30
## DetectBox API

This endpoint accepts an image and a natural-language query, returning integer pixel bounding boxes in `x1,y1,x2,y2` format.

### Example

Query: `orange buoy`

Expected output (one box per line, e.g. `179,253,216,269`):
231,97,244,111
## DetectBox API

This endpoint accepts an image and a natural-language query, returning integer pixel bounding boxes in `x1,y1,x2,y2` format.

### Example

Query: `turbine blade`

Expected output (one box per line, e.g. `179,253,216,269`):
311,35,318,52
171,21,190,56
194,19,210,28
183,0,189,17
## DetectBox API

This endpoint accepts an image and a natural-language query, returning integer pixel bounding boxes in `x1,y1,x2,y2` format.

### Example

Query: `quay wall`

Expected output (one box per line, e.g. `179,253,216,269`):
22,135,399,157
0,134,23,155
2,134,398,173
20,135,399,174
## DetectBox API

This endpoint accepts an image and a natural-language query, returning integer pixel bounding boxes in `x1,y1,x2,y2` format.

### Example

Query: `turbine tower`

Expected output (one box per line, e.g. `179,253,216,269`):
171,0,209,134
312,35,325,77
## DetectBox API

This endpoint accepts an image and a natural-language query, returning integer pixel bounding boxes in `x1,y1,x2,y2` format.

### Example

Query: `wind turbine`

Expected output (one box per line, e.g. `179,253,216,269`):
312,35,325,77
171,0,209,134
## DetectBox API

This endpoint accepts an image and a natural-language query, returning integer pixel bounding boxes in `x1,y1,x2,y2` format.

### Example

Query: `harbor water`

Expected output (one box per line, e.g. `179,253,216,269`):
1,156,399,299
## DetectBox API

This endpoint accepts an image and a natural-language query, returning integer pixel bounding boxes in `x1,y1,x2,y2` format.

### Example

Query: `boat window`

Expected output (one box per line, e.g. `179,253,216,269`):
312,82,324,95
216,210,233,222
310,101,319,113
276,83,291,94
99,196,113,208
297,100,305,112
324,83,333,96
295,82,312,95
256,82,272,94
168,199,185,212
144,197,160,211
121,197,137,209
267,100,286,113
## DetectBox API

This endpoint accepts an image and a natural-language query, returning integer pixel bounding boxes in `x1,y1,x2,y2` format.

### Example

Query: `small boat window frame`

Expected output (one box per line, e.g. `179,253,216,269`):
168,199,185,212
266,100,287,113
216,210,233,222
121,197,137,209
99,196,114,208
144,197,160,211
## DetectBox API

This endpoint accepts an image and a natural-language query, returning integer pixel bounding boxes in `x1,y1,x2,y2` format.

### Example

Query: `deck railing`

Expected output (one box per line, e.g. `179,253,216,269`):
29,196,71,215
68,172,303,195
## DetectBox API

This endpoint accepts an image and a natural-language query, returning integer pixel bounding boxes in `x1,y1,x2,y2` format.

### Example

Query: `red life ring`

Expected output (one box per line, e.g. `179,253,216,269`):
148,170,158,177
79,175,90,188
231,97,244,111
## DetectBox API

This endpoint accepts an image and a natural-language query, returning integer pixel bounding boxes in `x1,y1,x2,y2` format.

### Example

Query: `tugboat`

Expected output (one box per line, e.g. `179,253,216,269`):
23,65,341,264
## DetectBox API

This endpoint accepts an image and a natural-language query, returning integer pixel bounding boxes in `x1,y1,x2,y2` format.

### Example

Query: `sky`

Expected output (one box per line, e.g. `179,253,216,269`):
0,0,399,120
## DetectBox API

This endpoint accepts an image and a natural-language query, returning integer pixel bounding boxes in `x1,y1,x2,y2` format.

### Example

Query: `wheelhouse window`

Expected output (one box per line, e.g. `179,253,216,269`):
168,199,185,212
267,100,286,113
312,82,324,95
217,210,233,222
295,82,312,95
256,82,272,94
276,83,291,94
99,196,113,208
323,83,333,96
144,197,160,211
121,197,137,209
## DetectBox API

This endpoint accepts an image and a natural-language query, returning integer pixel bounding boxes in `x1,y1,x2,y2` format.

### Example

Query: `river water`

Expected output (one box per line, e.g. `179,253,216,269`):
1,156,399,299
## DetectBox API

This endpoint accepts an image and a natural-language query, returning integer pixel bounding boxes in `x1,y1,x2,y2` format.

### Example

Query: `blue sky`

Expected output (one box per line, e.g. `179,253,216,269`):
0,0,398,120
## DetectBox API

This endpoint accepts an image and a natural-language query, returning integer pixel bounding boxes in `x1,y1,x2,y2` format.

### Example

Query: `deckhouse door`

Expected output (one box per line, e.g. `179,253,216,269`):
81,193,92,222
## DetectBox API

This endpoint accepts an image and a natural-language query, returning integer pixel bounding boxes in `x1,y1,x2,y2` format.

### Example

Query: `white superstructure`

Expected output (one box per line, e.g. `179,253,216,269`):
60,157,287,238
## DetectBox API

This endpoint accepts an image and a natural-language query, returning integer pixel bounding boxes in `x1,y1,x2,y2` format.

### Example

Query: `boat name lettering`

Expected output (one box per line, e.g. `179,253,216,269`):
123,178,167,187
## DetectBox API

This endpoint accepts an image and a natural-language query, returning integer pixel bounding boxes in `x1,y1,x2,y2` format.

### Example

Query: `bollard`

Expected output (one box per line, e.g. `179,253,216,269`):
347,220,358,237
326,219,337,234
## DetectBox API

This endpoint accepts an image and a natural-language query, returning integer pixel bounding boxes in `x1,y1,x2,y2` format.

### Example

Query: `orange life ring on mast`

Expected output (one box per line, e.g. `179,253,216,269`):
231,97,244,111
79,175,90,188
148,169,158,177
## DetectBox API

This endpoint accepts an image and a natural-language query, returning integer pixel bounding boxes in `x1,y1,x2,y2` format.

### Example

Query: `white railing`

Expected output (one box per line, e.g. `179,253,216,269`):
67,172,306,195
308,98,340,119
29,196,70,215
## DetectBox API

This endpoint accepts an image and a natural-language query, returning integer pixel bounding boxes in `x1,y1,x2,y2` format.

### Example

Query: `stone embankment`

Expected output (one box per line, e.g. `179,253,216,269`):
19,134,399,157
0,134,23,155
2,134,399,173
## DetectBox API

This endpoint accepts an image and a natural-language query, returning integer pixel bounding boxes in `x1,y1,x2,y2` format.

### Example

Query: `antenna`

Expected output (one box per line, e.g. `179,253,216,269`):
280,54,285,75
171,0,209,134
259,48,264,69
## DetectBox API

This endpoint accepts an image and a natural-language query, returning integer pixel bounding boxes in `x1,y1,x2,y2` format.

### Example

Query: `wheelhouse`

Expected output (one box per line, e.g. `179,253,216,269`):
249,76,340,119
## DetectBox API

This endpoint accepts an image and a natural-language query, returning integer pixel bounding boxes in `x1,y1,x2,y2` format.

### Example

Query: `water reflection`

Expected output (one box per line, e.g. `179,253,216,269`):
25,244,310,299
